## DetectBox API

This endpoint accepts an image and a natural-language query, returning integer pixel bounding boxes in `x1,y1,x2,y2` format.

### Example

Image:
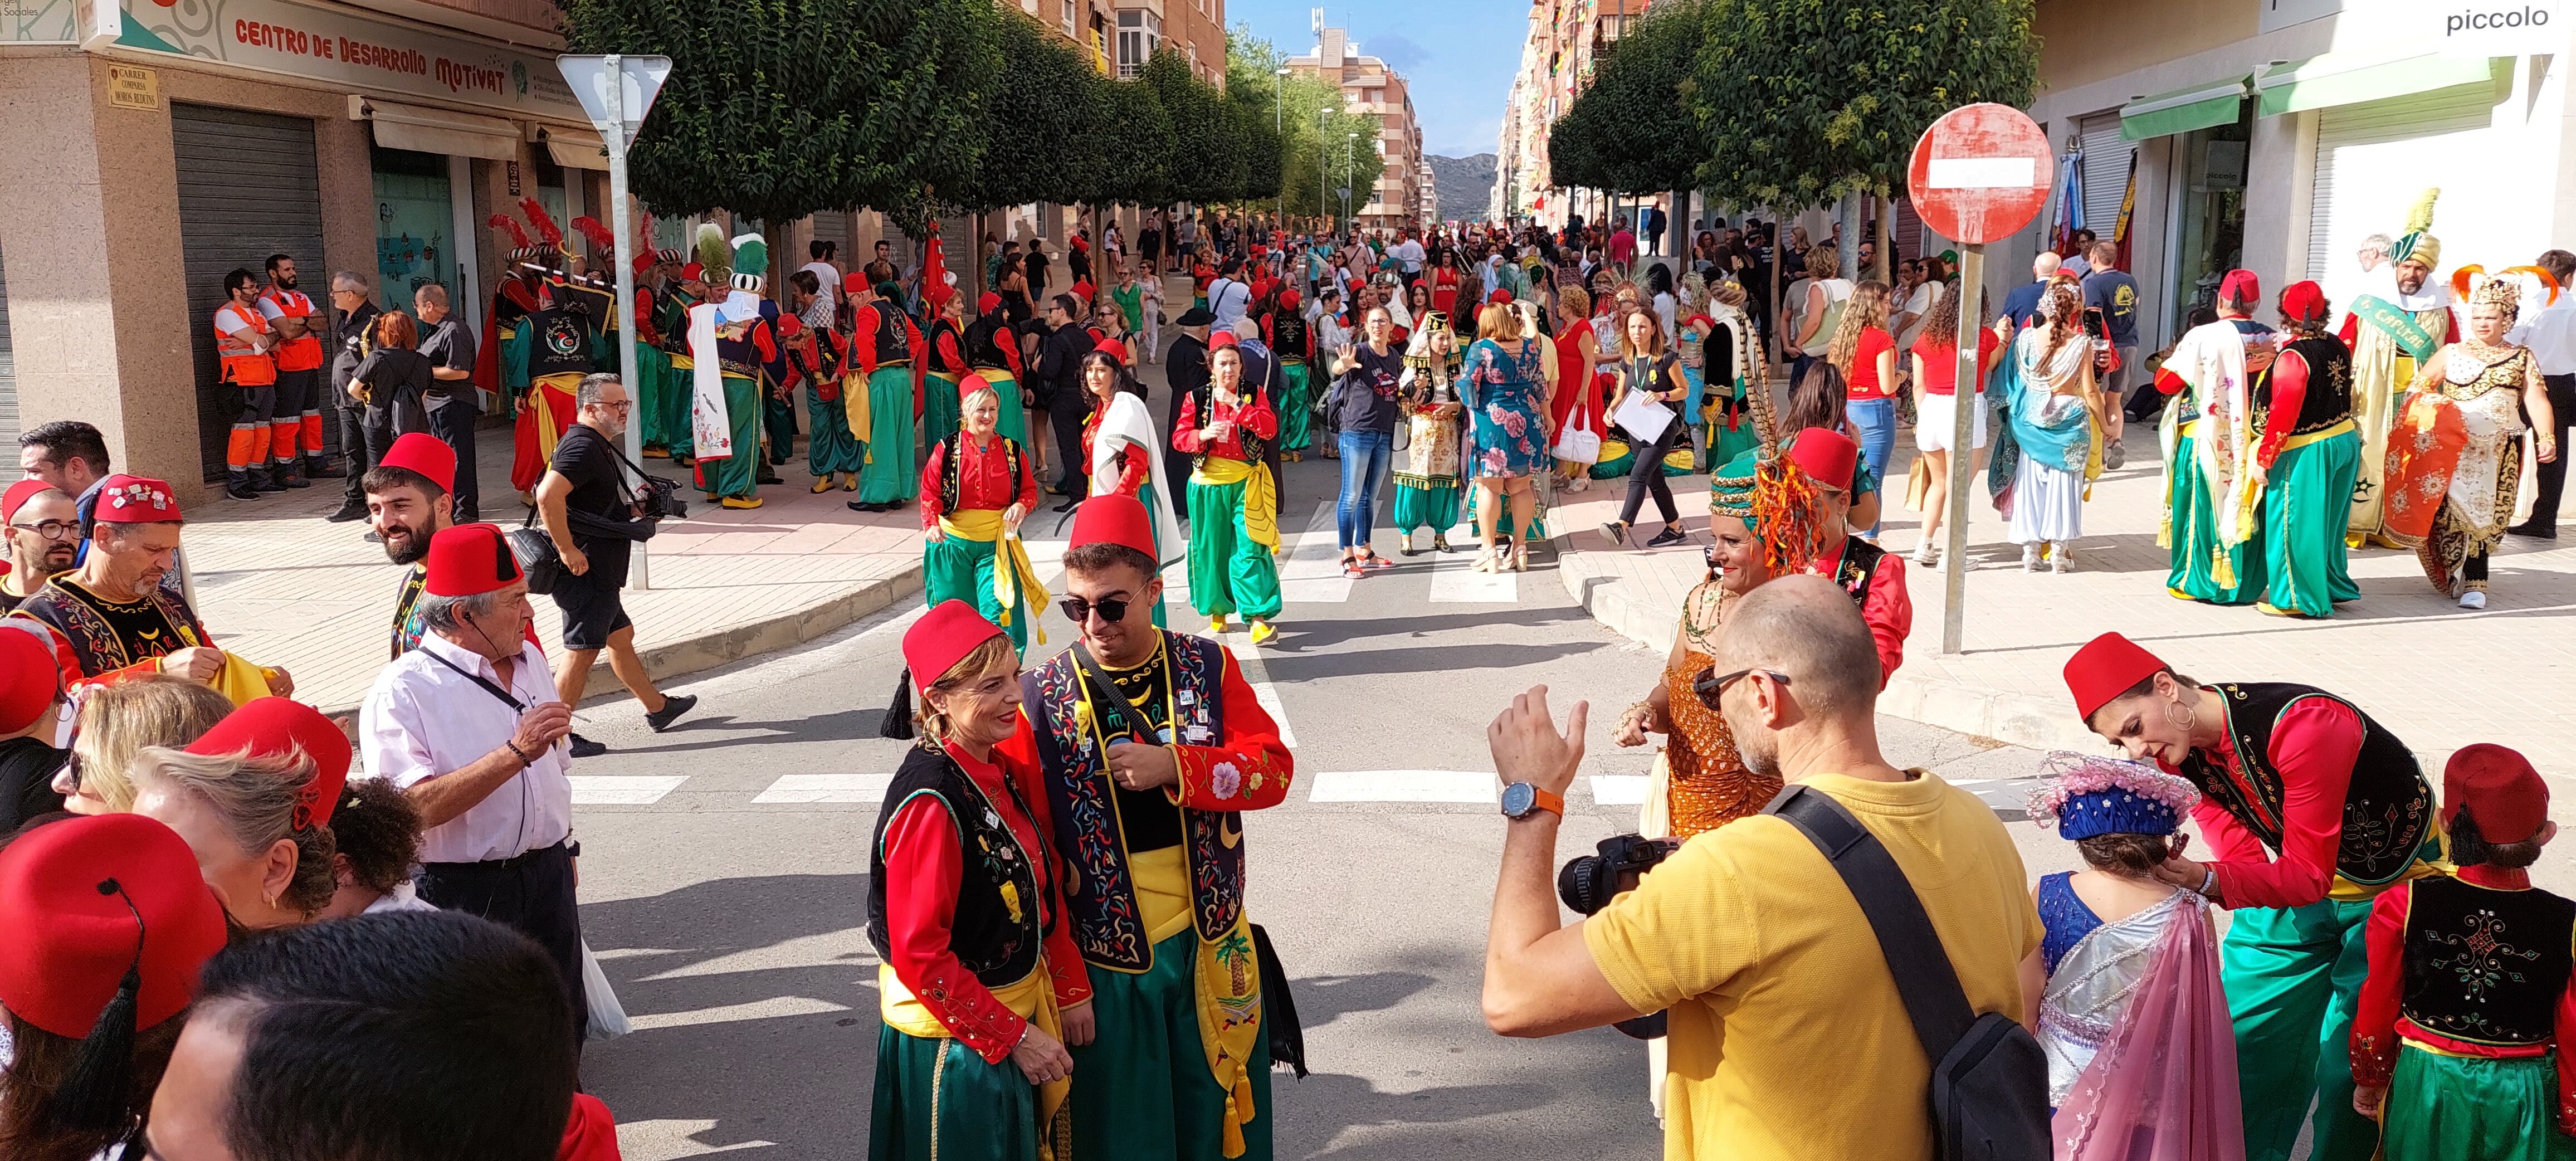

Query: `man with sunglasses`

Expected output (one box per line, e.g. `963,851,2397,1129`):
1,480,79,613
998,494,1296,1161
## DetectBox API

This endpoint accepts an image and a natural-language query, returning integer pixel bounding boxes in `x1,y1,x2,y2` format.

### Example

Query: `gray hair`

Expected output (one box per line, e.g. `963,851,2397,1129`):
2363,233,2394,251
417,589,505,633
414,282,450,309
331,270,371,294
576,372,623,407
129,744,338,914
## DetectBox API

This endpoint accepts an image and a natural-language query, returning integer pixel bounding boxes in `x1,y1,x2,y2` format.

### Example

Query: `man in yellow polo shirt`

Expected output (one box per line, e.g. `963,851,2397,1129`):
1481,576,2038,1161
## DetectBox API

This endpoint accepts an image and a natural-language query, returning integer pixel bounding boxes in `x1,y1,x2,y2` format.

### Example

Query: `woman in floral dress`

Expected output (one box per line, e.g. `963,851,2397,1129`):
1463,296,1554,572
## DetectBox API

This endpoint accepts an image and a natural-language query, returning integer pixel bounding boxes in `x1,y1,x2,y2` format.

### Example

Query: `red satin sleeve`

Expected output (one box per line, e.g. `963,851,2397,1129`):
2154,366,2188,396
1241,387,1278,441
908,319,928,418
2209,697,2363,909
751,320,779,364
2348,881,2410,1089
2338,315,2360,346
2256,349,2310,471
1172,392,1212,453
1167,651,1295,812
937,331,967,375
880,795,1027,1064
1861,553,1911,687
1114,447,1150,497
919,438,949,529
853,306,884,375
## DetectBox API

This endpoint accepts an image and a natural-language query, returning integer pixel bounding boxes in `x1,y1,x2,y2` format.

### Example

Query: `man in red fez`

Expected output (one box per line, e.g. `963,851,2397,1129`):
1,479,76,613
998,494,1296,1160
7,474,291,699
358,523,587,1045
364,432,460,659
0,623,66,829
1784,427,1911,686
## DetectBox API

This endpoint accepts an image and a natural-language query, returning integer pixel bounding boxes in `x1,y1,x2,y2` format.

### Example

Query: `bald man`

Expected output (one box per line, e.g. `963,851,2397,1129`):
1480,576,2039,1161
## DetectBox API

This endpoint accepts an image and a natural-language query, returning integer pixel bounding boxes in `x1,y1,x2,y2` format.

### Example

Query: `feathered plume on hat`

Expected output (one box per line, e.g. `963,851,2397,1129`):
694,222,734,290
2452,264,2563,323
730,232,768,294
2389,188,2442,270
570,216,616,260
487,212,533,254
520,197,566,253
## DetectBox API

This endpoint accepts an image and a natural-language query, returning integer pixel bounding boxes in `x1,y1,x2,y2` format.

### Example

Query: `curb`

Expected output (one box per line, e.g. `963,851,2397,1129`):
318,562,926,718
1546,527,2096,752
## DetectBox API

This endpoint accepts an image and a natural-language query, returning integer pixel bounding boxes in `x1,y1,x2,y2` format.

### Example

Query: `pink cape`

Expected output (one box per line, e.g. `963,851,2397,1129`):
2049,897,2244,1161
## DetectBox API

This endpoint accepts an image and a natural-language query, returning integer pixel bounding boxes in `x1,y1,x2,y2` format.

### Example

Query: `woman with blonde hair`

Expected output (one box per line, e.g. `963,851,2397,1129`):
125,697,352,931
1792,246,1855,387
1462,297,1554,572
1827,280,1899,539
48,674,232,816
1550,285,1607,490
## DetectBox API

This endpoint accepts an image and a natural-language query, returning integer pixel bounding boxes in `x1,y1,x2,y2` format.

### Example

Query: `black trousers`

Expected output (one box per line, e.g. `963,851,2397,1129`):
2525,373,2576,529
428,394,481,522
1617,414,1686,527
417,840,587,1047
335,404,377,507
1050,389,1092,495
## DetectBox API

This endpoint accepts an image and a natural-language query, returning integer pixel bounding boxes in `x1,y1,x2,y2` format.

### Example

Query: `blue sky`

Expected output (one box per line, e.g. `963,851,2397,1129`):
1228,0,1523,158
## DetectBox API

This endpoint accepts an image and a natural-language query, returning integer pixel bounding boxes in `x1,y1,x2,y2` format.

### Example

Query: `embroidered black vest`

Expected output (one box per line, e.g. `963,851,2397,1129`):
938,435,1024,515
870,304,913,367
2401,875,2576,1047
1022,631,1245,972
2260,335,2355,435
714,322,765,379
1270,314,1309,363
926,319,966,375
1827,538,1887,609
865,745,1048,988
965,318,1016,372
2179,683,2433,887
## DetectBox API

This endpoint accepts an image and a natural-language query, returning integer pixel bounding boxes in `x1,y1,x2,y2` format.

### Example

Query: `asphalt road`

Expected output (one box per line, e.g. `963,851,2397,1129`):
554,417,2079,1159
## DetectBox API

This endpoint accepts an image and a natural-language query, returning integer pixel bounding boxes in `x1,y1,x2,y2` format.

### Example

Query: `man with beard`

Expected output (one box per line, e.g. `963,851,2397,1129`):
2341,190,2459,547
535,374,695,755
5,475,292,699
1480,577,2036,1161
256,253,340,489
325,270,383,522
367,433,461,658
0,481,77,612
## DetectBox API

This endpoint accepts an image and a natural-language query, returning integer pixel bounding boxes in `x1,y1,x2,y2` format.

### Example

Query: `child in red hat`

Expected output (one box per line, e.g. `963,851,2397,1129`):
2352,744,2576,1160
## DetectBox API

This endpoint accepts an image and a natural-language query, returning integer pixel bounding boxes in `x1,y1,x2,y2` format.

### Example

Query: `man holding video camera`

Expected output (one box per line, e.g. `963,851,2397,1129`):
1480,576,2039,1160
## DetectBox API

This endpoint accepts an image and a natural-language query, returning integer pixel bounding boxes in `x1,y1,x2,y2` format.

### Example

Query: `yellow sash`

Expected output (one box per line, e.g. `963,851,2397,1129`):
2281,418,2357,453
1191,456,1278,553
844,371,874,463
211,652,277,707
879,962,1071,1161
1131,843,1264,1158
939,509,1048,645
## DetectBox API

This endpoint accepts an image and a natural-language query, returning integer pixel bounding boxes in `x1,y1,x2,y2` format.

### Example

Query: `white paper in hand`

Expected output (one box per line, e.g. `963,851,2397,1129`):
1611,389,1675,444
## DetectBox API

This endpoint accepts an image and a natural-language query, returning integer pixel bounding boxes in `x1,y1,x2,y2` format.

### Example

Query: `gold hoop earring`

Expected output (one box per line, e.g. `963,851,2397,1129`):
2162,696,2197,734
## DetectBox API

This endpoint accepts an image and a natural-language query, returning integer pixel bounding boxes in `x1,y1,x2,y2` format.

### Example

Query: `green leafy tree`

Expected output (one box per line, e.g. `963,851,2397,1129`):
1143,46,1226,206
1564,3,1706,254
1094,72,1177,210
1226,25,1376,230
944,11,1099,213
1690,0,2038,212
565,0,999,225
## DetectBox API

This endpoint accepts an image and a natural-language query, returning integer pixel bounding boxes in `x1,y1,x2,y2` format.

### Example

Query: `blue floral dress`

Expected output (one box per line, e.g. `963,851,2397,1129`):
1465,336,1550,480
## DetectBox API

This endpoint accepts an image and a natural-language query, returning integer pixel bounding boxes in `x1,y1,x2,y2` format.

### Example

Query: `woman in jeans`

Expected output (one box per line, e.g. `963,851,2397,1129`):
1599,309,1693,550
1329,305,1406,577
1825,280,1897,540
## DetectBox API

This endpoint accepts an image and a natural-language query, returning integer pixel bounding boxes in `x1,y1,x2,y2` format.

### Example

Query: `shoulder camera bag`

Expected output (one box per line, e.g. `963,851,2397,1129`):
1763,784,2050,1161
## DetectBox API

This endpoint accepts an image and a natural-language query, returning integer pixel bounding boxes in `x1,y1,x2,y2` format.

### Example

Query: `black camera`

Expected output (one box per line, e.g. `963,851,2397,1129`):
1557,833,1680,916
635,472,687,520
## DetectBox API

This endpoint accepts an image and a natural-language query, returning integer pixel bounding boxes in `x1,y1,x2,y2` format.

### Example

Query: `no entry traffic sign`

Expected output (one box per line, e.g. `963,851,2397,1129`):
1907,103,2053,246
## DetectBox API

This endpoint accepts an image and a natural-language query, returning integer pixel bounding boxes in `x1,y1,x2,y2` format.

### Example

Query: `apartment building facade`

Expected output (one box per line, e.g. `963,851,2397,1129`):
1286,24,1426,231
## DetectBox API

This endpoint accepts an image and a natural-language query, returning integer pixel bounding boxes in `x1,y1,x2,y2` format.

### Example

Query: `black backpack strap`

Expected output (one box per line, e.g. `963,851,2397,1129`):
1763,783,1977,1061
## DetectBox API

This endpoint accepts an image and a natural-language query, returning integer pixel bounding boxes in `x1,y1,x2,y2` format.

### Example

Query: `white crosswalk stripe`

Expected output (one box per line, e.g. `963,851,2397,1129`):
1308,769,1497,803
1279,499,1354,604
752,774,893,803
1426,540,1518,603
568,775,689,805
1588,774,1649,806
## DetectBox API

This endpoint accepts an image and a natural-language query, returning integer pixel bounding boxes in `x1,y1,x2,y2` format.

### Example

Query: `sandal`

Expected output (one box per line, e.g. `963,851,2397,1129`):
1355,550,1394,570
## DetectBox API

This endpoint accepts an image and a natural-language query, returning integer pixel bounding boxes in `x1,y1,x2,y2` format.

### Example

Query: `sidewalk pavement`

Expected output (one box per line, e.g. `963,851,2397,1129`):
1546,424,2576,779
184,436,926,716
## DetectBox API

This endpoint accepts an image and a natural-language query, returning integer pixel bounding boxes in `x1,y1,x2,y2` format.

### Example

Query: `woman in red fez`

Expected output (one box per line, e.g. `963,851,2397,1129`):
0,813,228,1161
869,602,1089,1161
1174,331,1284,643
964,291,1032,446
2249,281,2362,617
2064,631,2438,1161
920,376,1044,652
126,697,355,931
1080,342,1178,628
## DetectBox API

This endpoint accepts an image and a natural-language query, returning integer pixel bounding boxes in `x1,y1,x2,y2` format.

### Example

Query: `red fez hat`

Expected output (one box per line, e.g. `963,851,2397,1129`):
188,696,353,831
777,314,805,339
1209,330,1240,351
92,475,180,524
979,291,1003,314
678,262,706,283
1070,493,1159,560
1280,289,1301,310
631,253,659,277
0,624,60,736
559,1094,622,1161
1487,289,1515,305
2,479,53,525
904,600,1005,692
2218,269,2261,306
958,372,997,403
423,523,523,598
1072,281,1095,302
2445,743,2551,845
376,432,457,496
2281,280,2329,325
1786,427,1858,490
1095,337,1130,364
2063,632,2169,723
844,271,871,295
0,813,228,1037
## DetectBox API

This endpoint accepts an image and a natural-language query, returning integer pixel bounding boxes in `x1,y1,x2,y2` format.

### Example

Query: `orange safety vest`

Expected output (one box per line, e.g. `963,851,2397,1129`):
214,302,277,387
257,287,325,372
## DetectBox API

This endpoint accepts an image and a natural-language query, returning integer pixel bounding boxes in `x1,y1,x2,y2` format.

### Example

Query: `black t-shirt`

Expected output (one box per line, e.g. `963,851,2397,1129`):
332,303,380,398
417,316,479,408
353,348,435,431
549,422,633,585
1333,343,1407,434
1100,647,1183,853
0,736,64,834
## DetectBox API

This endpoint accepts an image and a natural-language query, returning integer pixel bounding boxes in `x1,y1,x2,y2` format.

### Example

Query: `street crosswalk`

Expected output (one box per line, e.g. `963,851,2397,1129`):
580,770,1667,811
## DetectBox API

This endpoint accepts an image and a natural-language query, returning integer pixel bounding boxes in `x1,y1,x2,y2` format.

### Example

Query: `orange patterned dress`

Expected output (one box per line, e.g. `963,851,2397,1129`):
1659,580,1782,837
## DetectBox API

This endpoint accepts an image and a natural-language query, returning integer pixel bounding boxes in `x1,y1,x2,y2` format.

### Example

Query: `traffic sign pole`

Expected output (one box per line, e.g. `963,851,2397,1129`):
1943,243,1982,656
603,53,646,591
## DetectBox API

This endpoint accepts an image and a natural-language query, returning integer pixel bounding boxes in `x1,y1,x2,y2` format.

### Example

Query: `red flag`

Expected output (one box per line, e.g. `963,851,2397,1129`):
2112,148,2139,272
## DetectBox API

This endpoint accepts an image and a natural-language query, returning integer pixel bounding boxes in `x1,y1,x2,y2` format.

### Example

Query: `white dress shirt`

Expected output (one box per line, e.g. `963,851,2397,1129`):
359,632,573,865
2511,297,2576,377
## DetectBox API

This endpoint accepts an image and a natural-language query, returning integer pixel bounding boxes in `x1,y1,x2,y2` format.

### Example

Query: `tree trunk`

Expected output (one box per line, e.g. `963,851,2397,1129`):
1669,187,1691,266
1837,193,1860,281
1874,192,1894,284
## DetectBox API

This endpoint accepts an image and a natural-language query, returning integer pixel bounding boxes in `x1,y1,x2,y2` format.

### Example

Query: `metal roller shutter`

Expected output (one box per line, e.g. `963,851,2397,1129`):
173,103,330,482
2077,113,2132,246
2306,80,2507,316
0,243,16,447
809,211,849,252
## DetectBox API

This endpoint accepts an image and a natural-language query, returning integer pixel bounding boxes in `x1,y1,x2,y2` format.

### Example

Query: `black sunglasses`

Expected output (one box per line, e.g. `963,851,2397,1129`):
1057,593,1133,624
1690,666,1790,710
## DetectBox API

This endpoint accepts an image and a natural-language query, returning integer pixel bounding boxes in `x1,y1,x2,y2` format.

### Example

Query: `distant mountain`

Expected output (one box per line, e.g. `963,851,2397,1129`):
1425,153,1497,224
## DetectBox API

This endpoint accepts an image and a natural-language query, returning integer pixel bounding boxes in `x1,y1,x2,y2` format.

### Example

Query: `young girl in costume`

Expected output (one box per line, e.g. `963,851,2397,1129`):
2019,752,2243,1161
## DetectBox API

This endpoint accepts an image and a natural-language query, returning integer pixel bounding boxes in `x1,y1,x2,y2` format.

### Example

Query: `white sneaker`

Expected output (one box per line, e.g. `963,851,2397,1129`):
2460,589,2489,609
2021,544,2043,572
2052,543,2075,574
1912,540,1939,567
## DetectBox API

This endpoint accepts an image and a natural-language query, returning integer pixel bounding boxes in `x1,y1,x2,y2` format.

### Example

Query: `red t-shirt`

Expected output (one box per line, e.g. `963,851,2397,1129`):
1845,328,1896,398
1914,329,2001,396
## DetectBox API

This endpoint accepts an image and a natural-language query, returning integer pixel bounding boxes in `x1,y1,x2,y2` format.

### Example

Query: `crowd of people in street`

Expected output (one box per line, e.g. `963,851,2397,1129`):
3,162,2574,1161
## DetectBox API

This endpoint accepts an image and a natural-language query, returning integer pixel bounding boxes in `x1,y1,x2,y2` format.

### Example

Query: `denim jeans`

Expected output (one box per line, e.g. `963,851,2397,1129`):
1337,428,1392,549
1843,396,1896,538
